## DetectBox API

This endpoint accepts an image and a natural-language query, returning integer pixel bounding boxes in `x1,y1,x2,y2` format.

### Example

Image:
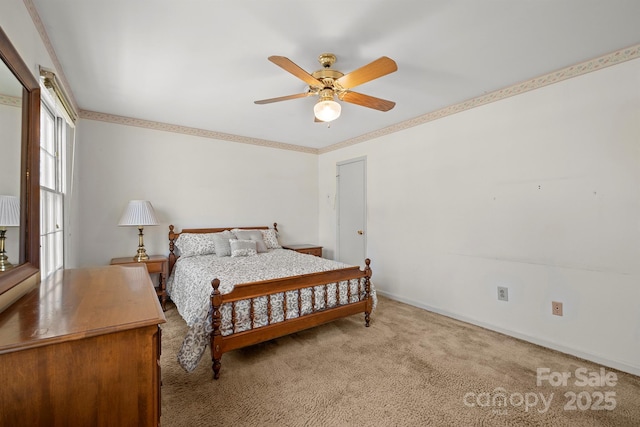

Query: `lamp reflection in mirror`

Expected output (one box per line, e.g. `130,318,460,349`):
314,89,341,122
118,200,158,262
0,195,20,271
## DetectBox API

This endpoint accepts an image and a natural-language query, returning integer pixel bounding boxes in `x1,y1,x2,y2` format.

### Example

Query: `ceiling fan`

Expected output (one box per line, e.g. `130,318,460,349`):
254,53,397,123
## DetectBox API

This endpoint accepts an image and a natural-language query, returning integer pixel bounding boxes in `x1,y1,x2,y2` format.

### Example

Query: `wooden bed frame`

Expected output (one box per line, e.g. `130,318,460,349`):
168,223,373,379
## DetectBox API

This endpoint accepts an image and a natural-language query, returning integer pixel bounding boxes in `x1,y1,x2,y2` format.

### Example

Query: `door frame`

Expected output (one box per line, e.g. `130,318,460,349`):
336,156,367,264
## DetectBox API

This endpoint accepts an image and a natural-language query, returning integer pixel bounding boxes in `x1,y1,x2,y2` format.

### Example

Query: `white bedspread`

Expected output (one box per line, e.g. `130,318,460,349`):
167,249,376,372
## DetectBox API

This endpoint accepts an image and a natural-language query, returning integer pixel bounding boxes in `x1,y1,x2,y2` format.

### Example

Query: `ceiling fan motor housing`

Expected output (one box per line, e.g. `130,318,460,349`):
311,69,344,91
313,53,343,90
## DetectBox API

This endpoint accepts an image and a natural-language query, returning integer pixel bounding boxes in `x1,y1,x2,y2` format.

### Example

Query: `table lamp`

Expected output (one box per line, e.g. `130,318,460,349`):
118,200,158,261
0,195,20,271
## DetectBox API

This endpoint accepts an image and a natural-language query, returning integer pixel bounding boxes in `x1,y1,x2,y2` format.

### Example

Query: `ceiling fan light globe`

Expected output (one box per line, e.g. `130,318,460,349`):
314,100,341,122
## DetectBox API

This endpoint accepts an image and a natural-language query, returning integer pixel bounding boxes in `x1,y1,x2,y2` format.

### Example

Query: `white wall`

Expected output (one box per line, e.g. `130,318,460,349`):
319,58,640,375
0,104,22,196
71,119,319,267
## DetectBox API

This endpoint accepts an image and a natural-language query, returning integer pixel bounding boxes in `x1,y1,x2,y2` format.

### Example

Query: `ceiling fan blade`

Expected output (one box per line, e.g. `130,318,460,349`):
340,91,396,111
335,56,397,89
254,92,312,104
268,56,324,88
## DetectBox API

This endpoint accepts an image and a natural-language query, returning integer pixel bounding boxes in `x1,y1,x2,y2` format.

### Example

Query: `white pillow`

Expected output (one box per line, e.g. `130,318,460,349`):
230,239,257,257
212,230,234,257
175,233,217,257
260,228,281,249
233,229,268,253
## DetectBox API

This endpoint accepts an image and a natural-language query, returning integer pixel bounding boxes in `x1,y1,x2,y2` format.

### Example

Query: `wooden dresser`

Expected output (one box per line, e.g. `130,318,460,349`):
0,265,166,427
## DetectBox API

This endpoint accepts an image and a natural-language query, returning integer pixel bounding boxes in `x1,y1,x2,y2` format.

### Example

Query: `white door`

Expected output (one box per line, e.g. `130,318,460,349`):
337,157,366,267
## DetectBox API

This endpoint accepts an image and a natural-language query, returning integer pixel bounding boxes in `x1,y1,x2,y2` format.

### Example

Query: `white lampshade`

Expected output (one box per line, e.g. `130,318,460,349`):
118,200,158,226
314,99,341,122
0,195,20,227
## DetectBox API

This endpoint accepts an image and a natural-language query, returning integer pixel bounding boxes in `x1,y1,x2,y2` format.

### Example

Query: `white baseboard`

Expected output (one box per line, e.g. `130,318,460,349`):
376,289,640,377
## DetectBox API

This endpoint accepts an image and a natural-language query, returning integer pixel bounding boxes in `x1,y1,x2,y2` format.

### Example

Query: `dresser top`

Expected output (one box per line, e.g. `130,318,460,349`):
0,265,166,354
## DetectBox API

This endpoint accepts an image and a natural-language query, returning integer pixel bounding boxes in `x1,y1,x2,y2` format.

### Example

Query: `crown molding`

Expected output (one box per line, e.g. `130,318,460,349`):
78,110,319,154
79,44,640,156
0,94,21,108
319,44,640,154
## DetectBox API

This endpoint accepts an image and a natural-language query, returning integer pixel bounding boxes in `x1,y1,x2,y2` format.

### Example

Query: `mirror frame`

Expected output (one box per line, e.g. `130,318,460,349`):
0,26,40,295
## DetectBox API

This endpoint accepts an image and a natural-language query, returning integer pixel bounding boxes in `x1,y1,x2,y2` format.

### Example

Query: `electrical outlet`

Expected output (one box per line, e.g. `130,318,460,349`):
497,286,508,302
552,301,563,316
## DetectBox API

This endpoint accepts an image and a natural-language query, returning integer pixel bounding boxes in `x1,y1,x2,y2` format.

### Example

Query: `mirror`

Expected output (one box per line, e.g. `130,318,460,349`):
0,49,23,270
0,26,40,297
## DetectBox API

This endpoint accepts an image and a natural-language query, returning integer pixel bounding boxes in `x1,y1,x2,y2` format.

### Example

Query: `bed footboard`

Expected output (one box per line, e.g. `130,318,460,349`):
209,259,372,379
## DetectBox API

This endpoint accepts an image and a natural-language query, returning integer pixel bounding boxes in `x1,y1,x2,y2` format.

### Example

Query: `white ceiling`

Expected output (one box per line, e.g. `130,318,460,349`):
31,0,640,150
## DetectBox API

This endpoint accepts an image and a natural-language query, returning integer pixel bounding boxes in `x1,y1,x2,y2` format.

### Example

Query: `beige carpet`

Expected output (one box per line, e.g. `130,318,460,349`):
160,296,640,426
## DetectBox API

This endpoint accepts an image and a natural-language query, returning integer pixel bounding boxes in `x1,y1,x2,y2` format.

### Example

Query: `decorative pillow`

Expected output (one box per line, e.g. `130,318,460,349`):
230,239,257,257
175,233,217,257
260,228,281,249
212,230,235,257
233,229,268,253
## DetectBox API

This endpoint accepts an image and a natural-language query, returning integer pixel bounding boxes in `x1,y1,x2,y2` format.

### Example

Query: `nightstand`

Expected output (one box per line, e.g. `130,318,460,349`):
282,244,323,257
110,255,169,311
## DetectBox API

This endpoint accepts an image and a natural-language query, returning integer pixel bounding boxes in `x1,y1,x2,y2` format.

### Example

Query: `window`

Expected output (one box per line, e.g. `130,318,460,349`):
39,76,75,279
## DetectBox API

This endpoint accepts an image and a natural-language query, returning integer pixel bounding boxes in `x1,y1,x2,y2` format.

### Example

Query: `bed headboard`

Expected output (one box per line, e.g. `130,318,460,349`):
168,223,278,273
